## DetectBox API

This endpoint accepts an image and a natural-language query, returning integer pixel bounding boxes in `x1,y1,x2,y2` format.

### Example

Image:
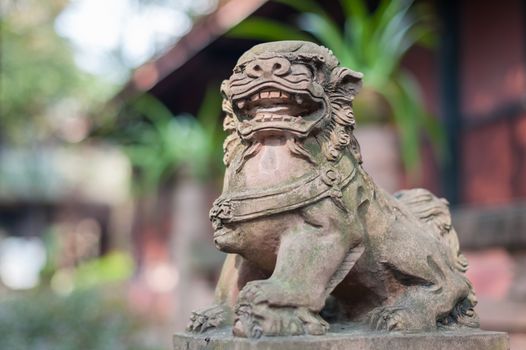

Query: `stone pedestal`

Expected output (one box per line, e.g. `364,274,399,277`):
174,326,509,350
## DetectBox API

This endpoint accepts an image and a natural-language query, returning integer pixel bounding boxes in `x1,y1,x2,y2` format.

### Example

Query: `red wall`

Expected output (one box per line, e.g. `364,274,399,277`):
460,0,526,204
406,0,526,204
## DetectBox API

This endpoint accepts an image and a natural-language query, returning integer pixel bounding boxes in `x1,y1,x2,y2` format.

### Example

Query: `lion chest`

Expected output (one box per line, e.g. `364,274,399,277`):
236,138,313,190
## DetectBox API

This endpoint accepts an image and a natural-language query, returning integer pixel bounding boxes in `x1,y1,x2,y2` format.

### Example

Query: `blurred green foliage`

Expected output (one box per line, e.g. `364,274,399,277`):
72,252,134,289
40,247,134,293
93,87,224,194
0,0,115,145
0,289,160,350
229,0,444,173
0,233,147,349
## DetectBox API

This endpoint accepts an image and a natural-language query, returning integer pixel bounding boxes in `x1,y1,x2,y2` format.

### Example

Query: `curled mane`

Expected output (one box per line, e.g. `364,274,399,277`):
221,87,241,167
318,66,363,164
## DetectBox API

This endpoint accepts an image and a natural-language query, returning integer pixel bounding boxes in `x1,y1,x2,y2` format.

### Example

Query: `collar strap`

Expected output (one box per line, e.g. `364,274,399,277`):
210,164,356,230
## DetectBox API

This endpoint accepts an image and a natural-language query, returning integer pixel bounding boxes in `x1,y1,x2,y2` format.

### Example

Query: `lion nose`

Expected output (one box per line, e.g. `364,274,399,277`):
246,57,290,78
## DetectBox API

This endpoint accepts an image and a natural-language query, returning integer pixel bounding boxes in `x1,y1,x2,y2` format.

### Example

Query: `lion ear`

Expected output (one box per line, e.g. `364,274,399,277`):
330,67,363,96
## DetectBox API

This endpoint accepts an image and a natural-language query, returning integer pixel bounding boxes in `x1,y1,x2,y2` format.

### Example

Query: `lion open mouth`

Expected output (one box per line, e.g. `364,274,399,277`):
233,86,325,137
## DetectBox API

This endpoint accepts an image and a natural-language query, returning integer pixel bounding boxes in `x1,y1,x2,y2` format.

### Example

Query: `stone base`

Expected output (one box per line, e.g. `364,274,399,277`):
173,325,509,350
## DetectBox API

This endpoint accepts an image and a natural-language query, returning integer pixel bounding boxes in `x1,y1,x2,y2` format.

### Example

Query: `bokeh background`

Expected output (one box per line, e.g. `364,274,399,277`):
1,0,525,349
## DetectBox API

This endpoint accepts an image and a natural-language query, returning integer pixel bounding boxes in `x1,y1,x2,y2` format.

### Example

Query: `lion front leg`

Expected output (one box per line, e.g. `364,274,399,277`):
234,199,360,337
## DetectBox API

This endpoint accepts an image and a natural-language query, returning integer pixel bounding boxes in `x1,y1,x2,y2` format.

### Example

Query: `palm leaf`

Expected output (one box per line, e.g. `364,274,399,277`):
298,13,354,66
398,71,445,160
272,0,330,19
341,0,369,58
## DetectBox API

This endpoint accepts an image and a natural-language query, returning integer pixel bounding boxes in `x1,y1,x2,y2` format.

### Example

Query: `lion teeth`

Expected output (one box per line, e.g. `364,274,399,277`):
248,89,293,102
253,113,296,122
237,100,246,108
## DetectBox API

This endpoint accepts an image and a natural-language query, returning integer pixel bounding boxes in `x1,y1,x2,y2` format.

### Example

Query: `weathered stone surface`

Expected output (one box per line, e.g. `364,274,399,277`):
186,40,482,339
175,326,509,350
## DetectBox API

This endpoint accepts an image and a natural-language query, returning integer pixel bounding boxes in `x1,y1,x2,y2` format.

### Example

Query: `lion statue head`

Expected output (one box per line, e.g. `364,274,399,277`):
220,41,364,171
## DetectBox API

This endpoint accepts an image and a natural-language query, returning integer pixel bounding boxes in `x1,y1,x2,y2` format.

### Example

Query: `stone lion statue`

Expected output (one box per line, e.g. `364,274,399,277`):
187,41,478,338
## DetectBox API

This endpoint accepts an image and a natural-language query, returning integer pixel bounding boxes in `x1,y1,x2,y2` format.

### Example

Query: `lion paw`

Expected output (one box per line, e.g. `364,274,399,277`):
186,304,229,333
239,279,322,308
239,279,291,306
233,303,329,338
368,306,416,331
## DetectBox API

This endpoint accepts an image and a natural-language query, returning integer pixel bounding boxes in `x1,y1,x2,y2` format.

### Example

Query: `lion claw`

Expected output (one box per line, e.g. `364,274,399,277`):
239,279,290,306
240,280,272,305
186,304,228,333
233,302,329,338
368,306,415,331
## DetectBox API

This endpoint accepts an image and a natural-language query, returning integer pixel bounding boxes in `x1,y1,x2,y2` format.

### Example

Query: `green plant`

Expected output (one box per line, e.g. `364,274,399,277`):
0,289,160,350
93,86,224,194
0,0,114,146
229,0,443,173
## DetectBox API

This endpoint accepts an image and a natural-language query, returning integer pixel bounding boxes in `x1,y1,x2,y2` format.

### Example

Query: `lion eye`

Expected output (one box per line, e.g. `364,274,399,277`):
316,68,325,83
306,64,316,77
302,62,323,82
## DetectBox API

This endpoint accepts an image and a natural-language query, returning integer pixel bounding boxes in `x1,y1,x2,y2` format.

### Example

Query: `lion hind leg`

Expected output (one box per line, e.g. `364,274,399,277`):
394,188,479,328
372,255,475,331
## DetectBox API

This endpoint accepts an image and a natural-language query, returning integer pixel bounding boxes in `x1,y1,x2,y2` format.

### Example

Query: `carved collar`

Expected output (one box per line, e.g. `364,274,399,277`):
210,162,356,230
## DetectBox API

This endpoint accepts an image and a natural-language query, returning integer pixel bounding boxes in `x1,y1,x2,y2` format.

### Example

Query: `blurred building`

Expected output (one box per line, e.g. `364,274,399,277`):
0,146,131,289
